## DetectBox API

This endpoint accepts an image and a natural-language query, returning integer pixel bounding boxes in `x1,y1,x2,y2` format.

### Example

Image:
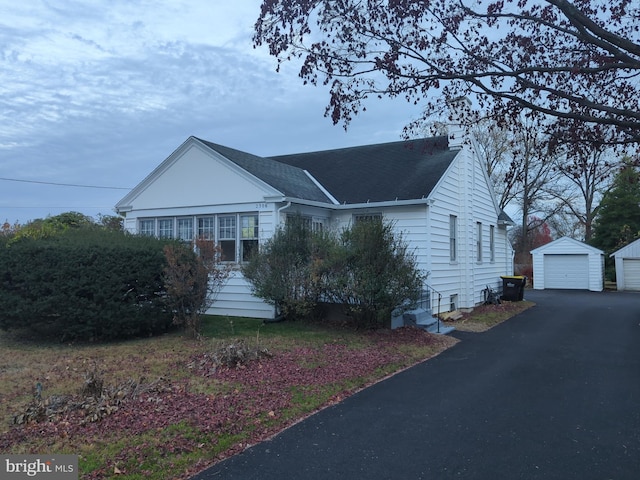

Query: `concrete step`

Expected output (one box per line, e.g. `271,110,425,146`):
425,323,456,335
402,308,455,335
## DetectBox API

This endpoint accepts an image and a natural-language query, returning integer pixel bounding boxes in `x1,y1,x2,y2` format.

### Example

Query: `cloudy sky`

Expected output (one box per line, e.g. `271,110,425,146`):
0,1,424,225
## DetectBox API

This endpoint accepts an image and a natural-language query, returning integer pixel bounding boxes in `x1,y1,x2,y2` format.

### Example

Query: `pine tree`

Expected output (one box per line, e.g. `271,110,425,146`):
591,161,640,254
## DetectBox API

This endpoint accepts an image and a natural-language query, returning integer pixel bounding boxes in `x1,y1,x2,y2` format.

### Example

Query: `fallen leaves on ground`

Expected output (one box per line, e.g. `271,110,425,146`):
0,327,456,479
444,300,535,332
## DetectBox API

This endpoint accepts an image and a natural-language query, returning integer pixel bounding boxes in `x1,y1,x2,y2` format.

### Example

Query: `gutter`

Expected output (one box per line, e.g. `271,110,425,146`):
277,197,431,210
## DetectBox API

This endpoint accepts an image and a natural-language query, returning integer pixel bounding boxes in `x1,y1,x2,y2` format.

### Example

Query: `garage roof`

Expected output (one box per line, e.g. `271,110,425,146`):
531,236,604,255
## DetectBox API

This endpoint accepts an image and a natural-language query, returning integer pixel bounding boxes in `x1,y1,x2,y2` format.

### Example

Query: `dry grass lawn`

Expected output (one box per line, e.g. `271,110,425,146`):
0,300,534,479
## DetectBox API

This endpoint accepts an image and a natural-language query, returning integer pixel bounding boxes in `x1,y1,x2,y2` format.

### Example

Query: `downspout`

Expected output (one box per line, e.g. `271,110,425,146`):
277,201,292,222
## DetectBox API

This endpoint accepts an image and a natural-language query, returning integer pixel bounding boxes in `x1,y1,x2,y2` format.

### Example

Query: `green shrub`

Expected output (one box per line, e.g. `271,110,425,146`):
330,219,424,328
0,229,174,342
243,217,424,328
242,215,337,321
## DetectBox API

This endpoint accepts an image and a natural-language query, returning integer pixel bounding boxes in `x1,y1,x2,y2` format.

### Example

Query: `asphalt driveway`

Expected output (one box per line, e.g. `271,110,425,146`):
192,289,640,479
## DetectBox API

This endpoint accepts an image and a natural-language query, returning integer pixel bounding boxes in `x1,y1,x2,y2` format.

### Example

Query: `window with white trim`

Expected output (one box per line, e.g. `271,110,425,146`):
490,225,495,262
177,217,194,242
158,218,174,239
286,214,325,232
139,213,259,263
449,215,457,262
354,213,382,223
139,219,155,236
197,216,215,240
218,215,237,262
477,222,483,262
240,214,259,262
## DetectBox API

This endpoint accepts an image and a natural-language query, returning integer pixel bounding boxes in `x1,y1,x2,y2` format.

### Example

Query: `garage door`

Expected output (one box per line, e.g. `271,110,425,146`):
543,254,589,289
622,259,640,290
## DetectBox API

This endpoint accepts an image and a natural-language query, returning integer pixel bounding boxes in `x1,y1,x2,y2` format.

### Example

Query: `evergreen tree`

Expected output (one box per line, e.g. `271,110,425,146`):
591,162,640,254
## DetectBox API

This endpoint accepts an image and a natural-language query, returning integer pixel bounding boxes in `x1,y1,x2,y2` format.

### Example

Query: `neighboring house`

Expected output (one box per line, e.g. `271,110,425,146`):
610,238,640,291
531,237,604,291
115,130,514,319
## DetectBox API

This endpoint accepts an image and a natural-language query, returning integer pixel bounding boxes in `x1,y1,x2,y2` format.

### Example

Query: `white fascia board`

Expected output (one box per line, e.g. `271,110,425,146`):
282,197,430,210
303,170,340,205
115,137,283,212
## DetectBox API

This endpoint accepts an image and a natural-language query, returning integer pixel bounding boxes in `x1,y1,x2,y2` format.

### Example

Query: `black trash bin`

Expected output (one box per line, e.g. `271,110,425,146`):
500,276,526,301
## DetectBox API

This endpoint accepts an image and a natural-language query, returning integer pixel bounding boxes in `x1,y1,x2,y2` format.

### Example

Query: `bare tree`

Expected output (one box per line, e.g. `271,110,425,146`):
512,121,562,252
471,122,516,210
550,147,617,240
255,0,640,149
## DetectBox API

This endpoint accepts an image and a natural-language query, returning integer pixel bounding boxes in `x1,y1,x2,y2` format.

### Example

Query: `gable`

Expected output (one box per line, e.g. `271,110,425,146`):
116,140,282,211
196,139,333,203
611,238,640,258
271,137,458,204
531,237,603,255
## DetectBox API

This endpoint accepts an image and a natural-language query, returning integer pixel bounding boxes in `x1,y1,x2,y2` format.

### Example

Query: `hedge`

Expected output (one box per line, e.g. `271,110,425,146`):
0,230,174,342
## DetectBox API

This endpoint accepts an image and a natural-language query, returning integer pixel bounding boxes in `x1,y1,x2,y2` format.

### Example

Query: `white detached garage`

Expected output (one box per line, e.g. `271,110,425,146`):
610,238,640,291
531,237,604,291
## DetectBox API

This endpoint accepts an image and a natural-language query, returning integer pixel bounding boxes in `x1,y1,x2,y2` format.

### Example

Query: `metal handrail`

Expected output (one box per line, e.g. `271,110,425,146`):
422,283,443,333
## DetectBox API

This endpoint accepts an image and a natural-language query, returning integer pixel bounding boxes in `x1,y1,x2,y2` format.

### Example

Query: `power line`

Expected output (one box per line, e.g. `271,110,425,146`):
1,206,115,209
0,176,132,190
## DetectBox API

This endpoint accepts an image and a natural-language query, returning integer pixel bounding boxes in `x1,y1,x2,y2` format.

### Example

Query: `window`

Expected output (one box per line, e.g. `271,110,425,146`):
177,218,194,242
218,215,237,262
139,219,155,236
354,213,382,223
198,216,215,240
287,214,312,230
449,215,457,262
141,213,258,262
240,214,259,262
450,294,458,311
158,218,174,239
477,222,483,262
490,225,495,262
286,214,325,232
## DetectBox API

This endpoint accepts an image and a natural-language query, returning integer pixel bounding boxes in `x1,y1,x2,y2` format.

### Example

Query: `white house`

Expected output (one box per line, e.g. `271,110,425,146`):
610,238,640,291
531,237,604,291
115,132,514,319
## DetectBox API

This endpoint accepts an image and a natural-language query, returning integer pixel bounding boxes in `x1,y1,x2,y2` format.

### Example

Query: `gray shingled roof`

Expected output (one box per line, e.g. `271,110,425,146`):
195,138,333,203
196,136,458,205
270,137,457,204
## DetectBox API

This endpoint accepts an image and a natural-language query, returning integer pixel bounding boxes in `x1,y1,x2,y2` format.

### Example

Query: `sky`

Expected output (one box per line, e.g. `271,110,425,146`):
0,1,425,225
